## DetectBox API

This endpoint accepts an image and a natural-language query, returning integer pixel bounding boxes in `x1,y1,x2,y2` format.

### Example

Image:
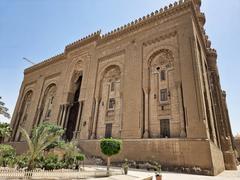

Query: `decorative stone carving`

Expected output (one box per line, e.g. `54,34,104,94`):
40,84,57,122
72,71,82,83
19,91,33,128
95,65,121,138
150,49,174,73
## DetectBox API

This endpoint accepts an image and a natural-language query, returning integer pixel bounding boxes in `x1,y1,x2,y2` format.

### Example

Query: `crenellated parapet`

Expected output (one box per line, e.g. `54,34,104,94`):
23,0,195,73
99,0,192,44
205,35,212,48
191,0,212,51
207,48,217,71
193,0,201,7
65,30,101,52
197,12,206,26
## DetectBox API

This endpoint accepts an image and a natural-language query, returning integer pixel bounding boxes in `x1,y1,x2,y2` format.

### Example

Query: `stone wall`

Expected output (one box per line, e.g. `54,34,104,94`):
209,142,225,175
234,137,240,160
78,138,225,175
7,141,28,155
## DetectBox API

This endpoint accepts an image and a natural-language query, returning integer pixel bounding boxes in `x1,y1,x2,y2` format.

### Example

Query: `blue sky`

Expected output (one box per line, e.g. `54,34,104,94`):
0,0,239,135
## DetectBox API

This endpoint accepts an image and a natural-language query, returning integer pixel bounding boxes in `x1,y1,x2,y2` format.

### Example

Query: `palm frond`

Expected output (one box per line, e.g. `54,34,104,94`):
19,127,33,154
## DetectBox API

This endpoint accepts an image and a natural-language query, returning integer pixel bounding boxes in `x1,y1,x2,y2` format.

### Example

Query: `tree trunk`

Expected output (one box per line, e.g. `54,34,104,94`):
27,159,34,171
0,137,3,143
107,156,110,176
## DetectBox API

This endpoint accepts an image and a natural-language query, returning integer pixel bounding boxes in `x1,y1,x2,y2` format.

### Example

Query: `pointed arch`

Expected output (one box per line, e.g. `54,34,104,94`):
38,83,57,124
95,64,122,139
13,90,33,141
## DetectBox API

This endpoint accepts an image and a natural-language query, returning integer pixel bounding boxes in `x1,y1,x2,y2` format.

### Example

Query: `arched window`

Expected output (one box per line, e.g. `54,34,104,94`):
148,49,178,138
12,90,33,141
96,65,121,138
150,49,174,104
39,84,57,123
160,70,166,81
20,91,33,127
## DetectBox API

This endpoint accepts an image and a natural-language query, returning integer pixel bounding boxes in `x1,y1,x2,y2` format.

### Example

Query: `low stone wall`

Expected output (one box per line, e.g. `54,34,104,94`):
7,141,28,155
78,138,225,175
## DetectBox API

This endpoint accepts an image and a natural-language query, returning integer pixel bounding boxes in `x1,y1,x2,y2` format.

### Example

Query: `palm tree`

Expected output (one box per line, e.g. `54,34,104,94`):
20,123,64,170
0,123,12,143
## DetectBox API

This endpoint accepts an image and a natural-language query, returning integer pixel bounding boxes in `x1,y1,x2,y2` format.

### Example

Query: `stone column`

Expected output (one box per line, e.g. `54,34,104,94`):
63,104,71,129
74,101,83,139
56,105,63,125
91,98,100,139
143,89,149,138
11,112,21,141
176,82,186,137
59,105,66,127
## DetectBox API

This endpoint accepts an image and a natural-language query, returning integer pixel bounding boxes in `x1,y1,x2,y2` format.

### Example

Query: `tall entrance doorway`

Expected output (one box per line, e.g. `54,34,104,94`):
66,76,82,141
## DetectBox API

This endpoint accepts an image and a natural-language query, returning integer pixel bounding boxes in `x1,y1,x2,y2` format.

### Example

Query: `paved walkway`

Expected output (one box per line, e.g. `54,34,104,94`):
0,166,239,180
88,166,240,180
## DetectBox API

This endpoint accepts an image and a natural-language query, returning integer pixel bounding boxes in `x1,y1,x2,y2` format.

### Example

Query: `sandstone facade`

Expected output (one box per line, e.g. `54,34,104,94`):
10,0,237,175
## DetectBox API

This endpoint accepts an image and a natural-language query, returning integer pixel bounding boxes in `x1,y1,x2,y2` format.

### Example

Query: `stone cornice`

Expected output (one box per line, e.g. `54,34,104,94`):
143,31,177,47
24,53,65,74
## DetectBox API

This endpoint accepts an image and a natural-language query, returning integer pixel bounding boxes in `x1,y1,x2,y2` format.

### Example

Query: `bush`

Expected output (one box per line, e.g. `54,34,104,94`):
16,154,29,169
15,141,85,170
35,154,65,170
43,154,59,170
63,142,84,169
76,153,85,161
0,144,16,167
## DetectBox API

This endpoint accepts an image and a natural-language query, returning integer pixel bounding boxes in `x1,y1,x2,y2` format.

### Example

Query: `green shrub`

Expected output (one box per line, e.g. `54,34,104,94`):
76,153,85,161
16,154,29,169
100,138,122,175
0,144,16,167
36,154,65,170
43,154,59,170
63,142,83,169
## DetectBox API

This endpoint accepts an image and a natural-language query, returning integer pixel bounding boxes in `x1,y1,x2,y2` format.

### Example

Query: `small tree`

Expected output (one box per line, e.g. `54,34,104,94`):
20,122,64,170
0,144,16,167
0,97,10,119
0,122,12,143
100,138,122,176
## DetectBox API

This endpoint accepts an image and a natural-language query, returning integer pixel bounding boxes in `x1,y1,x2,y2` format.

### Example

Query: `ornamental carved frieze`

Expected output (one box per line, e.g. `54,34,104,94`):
143,31,177,47
149,49,174,72
98,50,125,63
103,67,121,79
74,60,83,70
